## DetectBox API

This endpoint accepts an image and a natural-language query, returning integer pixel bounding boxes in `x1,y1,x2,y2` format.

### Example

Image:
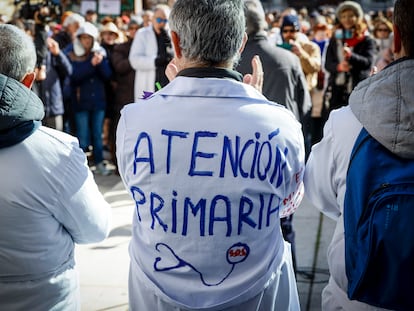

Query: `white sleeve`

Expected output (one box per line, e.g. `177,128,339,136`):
304,115,342,220
52,145,112,244
279,122,306,218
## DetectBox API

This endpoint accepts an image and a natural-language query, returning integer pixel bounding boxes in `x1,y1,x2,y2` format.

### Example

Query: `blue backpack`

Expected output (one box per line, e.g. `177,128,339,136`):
344,127,414,310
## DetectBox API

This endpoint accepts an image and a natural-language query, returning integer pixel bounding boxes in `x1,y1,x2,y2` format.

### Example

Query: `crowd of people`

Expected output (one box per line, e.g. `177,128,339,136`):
1,0,412,310
0,0,395,177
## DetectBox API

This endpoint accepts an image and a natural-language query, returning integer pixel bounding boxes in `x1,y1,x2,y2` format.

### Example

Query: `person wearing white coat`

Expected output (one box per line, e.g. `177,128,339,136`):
117,0,305,310
304,0,414,309
129,5,173,101
0,24,112,310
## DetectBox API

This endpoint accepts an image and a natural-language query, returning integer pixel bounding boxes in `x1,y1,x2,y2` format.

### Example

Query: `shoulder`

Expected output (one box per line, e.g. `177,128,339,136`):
137,26,153,36
301,40,320,52
36,127,80,150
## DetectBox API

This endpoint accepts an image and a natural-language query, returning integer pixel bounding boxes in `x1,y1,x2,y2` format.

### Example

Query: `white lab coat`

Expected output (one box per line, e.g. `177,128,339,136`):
129,26,158,101
0,126,112,310
117,73,305,310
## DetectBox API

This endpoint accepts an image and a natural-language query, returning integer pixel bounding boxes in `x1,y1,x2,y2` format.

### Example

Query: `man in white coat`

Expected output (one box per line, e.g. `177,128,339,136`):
304,0,414,309
117,0,305,310
129,4,173,101
0,24,112,310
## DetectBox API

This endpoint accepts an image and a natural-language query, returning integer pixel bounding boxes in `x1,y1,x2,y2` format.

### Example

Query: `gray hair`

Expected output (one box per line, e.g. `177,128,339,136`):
169,0,245,67
0,24,36,81
154,4,171,16
244,0,267,35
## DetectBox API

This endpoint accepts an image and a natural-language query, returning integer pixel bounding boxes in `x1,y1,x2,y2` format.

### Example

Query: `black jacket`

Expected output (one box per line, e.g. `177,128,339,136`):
237,33,311,130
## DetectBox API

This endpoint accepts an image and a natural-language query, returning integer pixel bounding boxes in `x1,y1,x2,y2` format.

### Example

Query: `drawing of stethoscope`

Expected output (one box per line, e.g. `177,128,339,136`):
153,242,250,286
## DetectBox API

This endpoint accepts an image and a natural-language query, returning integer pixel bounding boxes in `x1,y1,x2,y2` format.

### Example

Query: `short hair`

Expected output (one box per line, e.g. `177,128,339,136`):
0,24,36,81
154,4,171,16
63,13,85,28
394,0,414,57
169,0,245,67
244,0,267,35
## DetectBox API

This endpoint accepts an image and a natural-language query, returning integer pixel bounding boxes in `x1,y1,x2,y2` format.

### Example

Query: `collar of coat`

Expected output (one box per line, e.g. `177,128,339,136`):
177,67,243,82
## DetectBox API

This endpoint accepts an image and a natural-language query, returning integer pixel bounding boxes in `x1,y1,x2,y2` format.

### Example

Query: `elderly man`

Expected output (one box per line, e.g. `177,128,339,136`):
0,24,111,310
129,4,173,101
117,0,305,310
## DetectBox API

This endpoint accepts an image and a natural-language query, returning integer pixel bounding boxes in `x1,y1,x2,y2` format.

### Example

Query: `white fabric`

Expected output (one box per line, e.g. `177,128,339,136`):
0,126,112,310
116,75,305,309
128,241,300,311
304,106,389,310
305,59,414,310
129,26,157,101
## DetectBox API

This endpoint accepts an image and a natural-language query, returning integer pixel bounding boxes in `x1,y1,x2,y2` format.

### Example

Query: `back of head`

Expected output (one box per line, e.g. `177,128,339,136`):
169,0,245,67
244,0,267,36
394,0,414,57
0,24,36,81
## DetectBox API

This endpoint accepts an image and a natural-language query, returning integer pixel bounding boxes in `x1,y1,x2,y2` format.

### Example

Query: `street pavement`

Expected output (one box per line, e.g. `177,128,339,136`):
75,173,336,311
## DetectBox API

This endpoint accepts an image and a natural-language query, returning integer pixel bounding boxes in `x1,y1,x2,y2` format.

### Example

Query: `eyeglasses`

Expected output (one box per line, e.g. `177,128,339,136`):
155,17,168,24
376,28,390,32
282,29,297,34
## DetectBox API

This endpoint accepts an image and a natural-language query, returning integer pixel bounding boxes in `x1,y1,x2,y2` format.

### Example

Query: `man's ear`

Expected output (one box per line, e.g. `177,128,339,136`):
21,72,36,89
393,24,402,55
171,31,182,59
239,32,248,54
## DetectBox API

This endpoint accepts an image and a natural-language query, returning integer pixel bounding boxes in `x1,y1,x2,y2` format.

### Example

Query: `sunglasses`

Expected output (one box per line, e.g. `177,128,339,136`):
282,29,297,34
155,17,168,24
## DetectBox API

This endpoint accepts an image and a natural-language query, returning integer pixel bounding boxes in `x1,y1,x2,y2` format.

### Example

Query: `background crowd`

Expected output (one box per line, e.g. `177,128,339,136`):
0,1,394,177
0,0,411,310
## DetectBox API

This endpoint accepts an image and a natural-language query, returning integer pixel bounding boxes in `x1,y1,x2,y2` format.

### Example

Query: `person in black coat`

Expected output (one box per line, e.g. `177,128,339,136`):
110,20,140,170
36,37,72,131
324,1,376,112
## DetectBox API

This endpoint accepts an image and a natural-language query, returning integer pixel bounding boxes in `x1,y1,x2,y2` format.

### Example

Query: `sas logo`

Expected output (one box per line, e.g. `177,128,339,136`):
227,242,250,264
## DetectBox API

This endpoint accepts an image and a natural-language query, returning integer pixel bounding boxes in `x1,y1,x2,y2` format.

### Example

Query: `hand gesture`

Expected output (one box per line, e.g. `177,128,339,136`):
91,52,103,66
47,37,60,56
242,55,264,93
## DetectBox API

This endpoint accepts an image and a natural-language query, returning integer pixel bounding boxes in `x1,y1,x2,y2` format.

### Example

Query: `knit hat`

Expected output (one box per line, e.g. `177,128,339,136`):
281,15,300,31
336,1,363,20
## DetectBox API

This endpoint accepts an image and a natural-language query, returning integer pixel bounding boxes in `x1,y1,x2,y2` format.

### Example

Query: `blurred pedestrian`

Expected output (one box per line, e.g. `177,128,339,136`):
38,37,73,131
310,20,331,144
372,16,394,71
279,14,321,153
129,4,173,101
99,21,120,163
324,1,376,112
53,12,85,135
0,24,111,310
65,22,113,175
110,20,139,171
